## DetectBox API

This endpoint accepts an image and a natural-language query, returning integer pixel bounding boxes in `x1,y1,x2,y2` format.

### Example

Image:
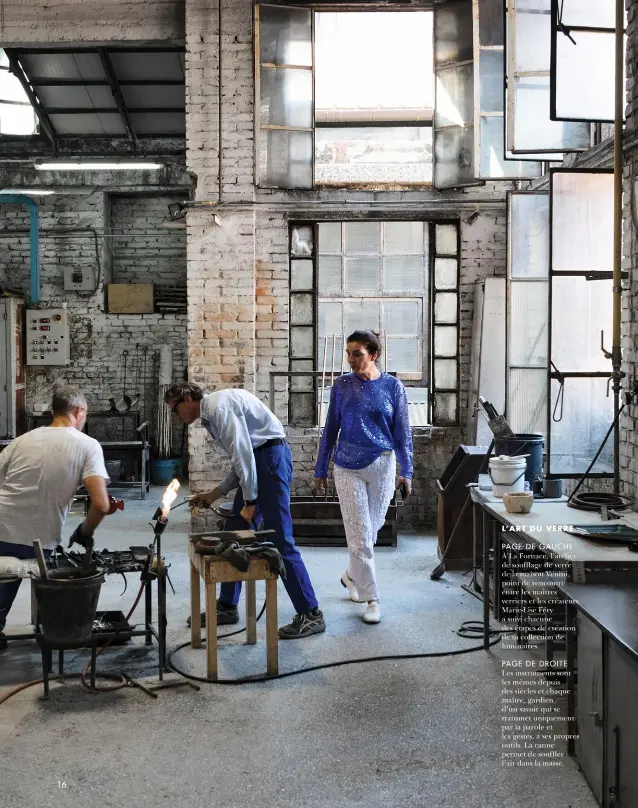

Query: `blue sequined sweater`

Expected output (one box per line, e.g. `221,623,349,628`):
314,373,413,479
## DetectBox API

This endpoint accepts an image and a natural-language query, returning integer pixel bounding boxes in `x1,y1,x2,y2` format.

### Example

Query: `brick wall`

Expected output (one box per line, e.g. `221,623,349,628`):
111,194,187,285
0,192,187,455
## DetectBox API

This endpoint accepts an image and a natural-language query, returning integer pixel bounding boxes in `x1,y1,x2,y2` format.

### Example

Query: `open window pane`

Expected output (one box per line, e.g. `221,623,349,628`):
549,376,613,476
315,127,433,186
551,0,619,124
434,1,476,188
474,0,542,178
551,170,614,274
551,276,612,372
506,0,589,153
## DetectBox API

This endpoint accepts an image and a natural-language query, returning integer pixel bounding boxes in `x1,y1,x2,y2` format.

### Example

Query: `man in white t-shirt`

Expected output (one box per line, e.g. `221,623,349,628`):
0,386,111,649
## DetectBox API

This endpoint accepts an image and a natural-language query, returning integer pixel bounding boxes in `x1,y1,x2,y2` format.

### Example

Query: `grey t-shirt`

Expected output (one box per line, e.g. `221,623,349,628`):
0,427,109,549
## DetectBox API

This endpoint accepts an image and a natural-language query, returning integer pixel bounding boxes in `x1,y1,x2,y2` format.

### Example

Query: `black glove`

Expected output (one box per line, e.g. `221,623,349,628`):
68,523,94,550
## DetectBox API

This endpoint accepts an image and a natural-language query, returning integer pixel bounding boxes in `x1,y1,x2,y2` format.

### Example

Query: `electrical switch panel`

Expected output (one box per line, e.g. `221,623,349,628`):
26,309,70,366
64,265,97,292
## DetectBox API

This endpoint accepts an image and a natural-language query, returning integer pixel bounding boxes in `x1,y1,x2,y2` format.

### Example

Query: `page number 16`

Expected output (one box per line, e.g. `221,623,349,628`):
57,781,67,789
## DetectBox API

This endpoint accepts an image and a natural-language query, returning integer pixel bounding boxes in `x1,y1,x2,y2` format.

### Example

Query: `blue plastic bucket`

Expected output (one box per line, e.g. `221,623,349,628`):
493,433,544,488
151,458,182,485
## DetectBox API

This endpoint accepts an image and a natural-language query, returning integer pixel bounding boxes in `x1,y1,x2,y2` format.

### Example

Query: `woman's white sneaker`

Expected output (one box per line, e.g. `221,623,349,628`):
340,571,362,602
363,601,381,624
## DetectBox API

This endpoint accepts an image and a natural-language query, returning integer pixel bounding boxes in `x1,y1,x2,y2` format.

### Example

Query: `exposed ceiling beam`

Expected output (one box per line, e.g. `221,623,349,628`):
30,79,185,87
4,49,58,150
97,47,138,145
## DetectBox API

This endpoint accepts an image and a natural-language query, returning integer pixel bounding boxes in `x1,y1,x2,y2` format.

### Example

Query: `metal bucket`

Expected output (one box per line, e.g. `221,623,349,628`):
105,459,122,484
33,569,105,646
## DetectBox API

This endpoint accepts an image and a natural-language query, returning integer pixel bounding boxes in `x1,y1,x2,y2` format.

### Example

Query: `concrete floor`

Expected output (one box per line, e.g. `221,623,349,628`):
0,486,596,808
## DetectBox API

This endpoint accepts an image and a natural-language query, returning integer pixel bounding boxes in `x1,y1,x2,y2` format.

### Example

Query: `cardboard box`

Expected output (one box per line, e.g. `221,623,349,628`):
107,284,154,314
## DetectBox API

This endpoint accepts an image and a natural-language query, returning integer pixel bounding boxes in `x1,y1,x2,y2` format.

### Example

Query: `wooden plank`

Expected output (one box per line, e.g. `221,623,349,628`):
265,578,278,676
107,284,154,314
190,561,201,649
204,558,276,584
205,581,218,680
246,580,257,645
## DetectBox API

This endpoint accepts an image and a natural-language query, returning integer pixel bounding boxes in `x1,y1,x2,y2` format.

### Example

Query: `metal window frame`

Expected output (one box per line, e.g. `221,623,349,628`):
505,190,549,437
255,4,315,189
430,220,460,425
549,0,620,124
546,167,614,479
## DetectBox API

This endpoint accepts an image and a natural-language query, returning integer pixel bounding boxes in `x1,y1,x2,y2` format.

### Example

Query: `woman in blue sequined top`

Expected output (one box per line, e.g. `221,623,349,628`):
315,330,413,624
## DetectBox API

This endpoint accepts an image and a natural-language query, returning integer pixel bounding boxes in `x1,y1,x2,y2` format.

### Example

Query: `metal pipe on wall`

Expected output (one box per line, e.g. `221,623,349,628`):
612,0,625,492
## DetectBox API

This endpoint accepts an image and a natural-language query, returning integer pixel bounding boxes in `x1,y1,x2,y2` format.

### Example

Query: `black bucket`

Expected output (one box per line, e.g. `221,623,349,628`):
33,569,105,646
493,433,544,488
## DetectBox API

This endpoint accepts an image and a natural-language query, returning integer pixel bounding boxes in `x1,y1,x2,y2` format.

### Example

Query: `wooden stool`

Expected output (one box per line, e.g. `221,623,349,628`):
188,541,279,679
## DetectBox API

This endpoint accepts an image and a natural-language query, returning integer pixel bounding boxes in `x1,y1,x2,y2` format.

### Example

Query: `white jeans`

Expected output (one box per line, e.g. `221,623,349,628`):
334,452,396,603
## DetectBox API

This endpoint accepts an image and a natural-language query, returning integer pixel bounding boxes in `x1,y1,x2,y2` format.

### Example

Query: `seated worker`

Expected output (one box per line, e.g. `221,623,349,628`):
0,386,111,650
165,382,325,640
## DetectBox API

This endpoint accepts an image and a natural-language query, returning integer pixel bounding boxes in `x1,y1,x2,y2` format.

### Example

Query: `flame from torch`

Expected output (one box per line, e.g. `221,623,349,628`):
160,478,181,519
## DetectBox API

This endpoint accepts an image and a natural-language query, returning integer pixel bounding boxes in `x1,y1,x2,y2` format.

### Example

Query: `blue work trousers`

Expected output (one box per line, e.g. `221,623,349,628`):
219,442,318,615
0,540,52,632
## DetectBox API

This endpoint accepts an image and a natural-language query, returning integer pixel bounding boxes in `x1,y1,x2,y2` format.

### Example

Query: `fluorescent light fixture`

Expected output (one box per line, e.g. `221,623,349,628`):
0,188,55,196
34,161,163,171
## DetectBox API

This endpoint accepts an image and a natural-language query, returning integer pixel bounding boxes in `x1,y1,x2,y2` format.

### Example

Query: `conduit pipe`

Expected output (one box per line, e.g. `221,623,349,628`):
0,194,40,305
612,0,625,492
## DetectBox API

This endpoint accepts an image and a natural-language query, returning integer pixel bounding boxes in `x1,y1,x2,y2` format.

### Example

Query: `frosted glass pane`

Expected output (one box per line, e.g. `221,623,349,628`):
514,2,551,72
383,257,426,291
318,302,342,338
555,31,615,122
290,393,315,426
259,129,313,189
384,301,420,335
435,63,473,128
387,338,419,373
509,281,548,366
344,257,380,291
318,256,341,292
384,222,424,254
509,194,549,278
479,0,504,47
508,368,546,436
344,222,380,253
290,293,313,325
512,76,590,152
434,258,458,290
551,276,612,372
260,68,312,128
559,0,615,28
480,50,504,113
290,326,313,357
291,225,313,256
290,359,314,392
434,392,457,425
435,2,473,65
316,335,344,373
479,117,542,179
290,259,313,290
318,223,341,253
435,292,457,324
436,225,457,256
434,125,475,187
549,376,613,476
259,6,312,66
434,326,457,357
552,171,614,273
344,301,381,335
434,359,457,389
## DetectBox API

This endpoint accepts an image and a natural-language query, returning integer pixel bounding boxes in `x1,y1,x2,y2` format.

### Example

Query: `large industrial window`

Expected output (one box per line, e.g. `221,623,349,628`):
548,169,614,478
257,4,491,190
0,49,38,135
507,192,549,437
473,0,541,179
550,0,622,123
287,221,460,427
505,0,590,154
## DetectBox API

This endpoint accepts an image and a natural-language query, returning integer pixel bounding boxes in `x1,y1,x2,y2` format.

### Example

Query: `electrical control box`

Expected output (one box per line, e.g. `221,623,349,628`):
64,266,97,292
26,309,70,366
